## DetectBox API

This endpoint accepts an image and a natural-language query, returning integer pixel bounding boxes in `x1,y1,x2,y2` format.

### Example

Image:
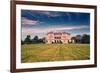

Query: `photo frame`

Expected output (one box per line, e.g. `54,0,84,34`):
11,0,97,72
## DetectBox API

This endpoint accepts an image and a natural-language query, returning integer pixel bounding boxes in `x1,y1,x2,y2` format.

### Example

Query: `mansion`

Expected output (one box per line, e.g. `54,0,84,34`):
45,31,72,44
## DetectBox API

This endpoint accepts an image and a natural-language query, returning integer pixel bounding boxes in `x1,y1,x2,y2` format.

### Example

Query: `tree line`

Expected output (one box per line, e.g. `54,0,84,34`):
21,35,45,45
71,34,90,44
21,34,90,45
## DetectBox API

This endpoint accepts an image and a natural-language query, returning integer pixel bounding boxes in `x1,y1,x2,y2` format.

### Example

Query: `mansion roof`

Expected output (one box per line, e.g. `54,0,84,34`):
47,31,70,35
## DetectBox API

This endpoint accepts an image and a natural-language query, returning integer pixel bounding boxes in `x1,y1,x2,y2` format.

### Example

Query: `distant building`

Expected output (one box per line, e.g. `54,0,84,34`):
45,31,71,44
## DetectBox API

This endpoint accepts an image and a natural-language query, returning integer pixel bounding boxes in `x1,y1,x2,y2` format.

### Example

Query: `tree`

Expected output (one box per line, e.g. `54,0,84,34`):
32,36,46,44
33,36,38,41
81,34,90,44
24,35,32,44
71,37,76,43
75,35,82,43
32,36,39,43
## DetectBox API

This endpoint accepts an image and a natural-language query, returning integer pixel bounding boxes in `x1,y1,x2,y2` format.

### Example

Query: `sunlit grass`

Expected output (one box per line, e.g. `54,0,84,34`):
21,44,90,63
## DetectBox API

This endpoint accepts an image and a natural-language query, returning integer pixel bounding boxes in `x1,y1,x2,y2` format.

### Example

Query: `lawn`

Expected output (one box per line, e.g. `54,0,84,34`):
21,44,90,63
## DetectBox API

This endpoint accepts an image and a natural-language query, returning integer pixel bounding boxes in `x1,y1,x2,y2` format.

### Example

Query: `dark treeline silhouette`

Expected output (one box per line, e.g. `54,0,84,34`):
21,35,45,45
24,35,32,44
71,34,90,44
81,34,90,43
21,34,90,45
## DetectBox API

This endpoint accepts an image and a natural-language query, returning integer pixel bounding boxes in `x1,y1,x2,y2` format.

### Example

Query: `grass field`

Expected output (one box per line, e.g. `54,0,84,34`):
21,44,90,63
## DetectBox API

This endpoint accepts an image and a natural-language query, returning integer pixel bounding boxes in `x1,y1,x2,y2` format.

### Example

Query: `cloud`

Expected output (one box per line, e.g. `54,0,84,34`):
21,17,39,25
33,11,61,17
59,25,89,30
22,25,89,34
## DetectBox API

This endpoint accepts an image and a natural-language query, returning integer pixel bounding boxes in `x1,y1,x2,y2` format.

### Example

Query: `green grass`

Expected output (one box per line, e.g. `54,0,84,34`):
21,44,90,63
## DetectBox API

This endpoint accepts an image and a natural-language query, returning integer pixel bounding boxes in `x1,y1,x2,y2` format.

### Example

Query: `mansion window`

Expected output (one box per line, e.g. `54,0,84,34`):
54,37,61,39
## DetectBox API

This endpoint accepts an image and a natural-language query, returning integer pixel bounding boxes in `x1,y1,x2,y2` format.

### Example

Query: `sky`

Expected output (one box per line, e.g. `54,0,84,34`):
21,9,90,40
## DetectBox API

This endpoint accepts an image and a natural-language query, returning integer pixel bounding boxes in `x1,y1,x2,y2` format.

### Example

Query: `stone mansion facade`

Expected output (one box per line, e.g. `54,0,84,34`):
45,31,72,44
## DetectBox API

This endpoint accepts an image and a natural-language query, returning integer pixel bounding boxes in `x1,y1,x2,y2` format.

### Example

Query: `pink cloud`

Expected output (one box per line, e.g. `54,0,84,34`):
22,25,89,34
43,25,89,32
59,26,89,30
22,28,34,33
21,17,39,25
